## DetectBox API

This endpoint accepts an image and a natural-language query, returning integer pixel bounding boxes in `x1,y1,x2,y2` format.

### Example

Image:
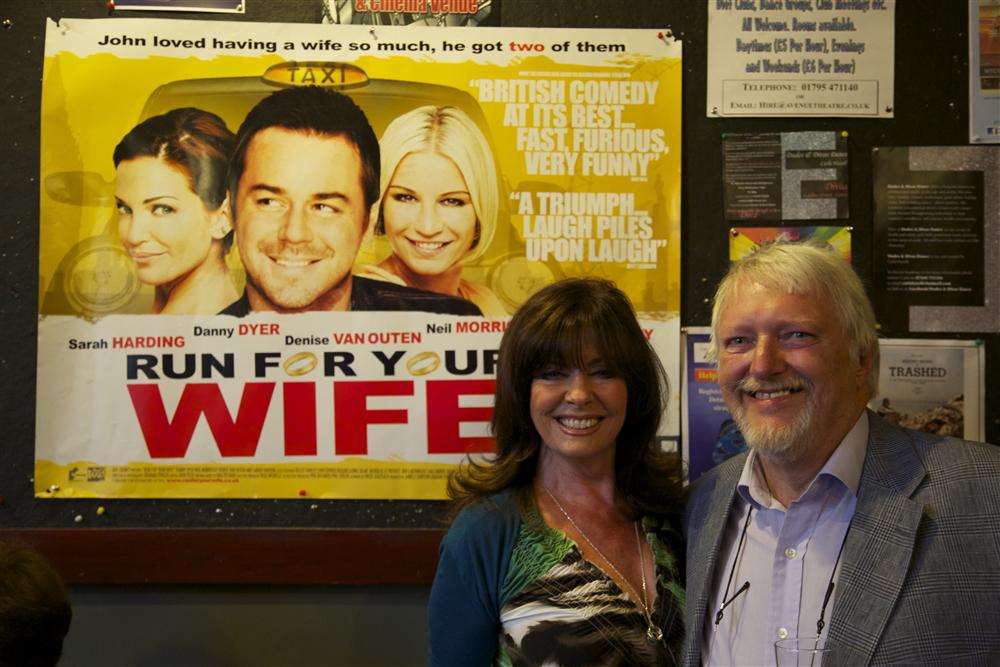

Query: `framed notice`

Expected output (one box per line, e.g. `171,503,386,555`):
37,18,682,499
707,0,895,117
723,130,849,220
869,339,985,441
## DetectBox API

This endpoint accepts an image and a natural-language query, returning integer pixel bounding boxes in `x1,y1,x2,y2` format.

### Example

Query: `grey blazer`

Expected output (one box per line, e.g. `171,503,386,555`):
684,411,1000,666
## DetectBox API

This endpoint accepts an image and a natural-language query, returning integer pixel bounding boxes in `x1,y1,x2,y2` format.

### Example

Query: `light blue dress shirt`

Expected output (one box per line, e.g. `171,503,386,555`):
702,412,868,667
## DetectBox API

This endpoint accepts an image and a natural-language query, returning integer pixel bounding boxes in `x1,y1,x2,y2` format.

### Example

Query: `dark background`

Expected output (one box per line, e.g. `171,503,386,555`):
1,1,994,534
1,2,994,664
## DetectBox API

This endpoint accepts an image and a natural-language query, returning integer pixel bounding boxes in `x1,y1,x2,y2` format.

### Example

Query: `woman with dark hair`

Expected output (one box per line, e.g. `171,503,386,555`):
113,107,238,314
429,278,685,665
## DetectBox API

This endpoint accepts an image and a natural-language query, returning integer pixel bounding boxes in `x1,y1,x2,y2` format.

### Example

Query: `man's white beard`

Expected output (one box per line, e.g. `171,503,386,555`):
730,388,815,461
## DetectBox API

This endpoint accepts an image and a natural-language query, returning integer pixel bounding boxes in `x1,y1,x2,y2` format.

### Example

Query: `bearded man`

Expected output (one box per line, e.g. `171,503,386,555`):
684,241,1000,666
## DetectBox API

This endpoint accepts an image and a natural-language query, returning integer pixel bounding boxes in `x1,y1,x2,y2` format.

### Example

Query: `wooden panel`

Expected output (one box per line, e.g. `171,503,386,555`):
0,529,445,584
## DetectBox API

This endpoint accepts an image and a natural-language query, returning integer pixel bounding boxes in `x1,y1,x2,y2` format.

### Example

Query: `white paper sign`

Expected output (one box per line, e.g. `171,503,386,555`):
707,0,895,117
970,0,1000,143
870,339,985,442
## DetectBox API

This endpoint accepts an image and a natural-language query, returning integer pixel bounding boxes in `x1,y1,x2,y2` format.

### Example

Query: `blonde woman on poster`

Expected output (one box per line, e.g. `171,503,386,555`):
361,105,507,316
113,108,239,314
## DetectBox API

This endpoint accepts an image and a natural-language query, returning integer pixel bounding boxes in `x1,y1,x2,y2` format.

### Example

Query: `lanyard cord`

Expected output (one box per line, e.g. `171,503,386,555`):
714,505,753,626
714,505,854,638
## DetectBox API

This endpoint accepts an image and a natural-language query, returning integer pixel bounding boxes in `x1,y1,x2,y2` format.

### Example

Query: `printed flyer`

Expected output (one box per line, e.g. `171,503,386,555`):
729,225,851,261
723,130,849,221
707,0,895,117
870,339,984,441
681,328,742,484
320,0,497,26
37,18,682,498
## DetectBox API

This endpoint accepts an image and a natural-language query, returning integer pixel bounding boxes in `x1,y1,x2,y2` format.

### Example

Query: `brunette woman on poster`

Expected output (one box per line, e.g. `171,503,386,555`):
361,105,508,316
428,278,685,666
113,108,239,314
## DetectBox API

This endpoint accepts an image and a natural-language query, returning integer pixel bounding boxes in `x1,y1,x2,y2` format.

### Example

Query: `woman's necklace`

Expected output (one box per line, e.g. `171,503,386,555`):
542,485,663,643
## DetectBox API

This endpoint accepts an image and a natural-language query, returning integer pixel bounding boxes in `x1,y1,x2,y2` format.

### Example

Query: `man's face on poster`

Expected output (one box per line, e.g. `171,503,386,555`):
234,127,368,311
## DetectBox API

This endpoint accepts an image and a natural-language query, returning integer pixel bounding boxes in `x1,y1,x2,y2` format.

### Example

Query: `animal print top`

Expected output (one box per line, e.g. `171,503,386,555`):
497,505,684,666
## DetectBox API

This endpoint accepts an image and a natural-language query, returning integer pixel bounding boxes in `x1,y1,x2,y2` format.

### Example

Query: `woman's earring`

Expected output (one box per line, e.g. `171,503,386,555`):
211,197,233,240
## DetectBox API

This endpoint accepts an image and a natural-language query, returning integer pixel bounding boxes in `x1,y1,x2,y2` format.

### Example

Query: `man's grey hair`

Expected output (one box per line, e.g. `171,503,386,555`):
709,240,880,396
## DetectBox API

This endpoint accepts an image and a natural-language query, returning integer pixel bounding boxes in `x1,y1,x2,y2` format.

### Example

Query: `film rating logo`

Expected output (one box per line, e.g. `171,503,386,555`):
68,466,106,482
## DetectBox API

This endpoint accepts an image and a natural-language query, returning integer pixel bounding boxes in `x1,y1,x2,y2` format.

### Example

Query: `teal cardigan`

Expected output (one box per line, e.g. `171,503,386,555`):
428,489,522,666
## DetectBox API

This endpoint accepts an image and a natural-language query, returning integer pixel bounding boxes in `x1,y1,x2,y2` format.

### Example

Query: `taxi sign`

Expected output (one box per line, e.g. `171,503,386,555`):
263,61,369,88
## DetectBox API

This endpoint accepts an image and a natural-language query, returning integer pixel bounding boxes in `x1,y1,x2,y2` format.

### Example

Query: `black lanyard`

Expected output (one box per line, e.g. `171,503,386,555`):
714,504,853,637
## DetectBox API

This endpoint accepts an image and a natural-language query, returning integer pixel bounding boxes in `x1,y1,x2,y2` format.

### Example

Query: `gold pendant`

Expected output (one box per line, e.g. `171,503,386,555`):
647,625,663,642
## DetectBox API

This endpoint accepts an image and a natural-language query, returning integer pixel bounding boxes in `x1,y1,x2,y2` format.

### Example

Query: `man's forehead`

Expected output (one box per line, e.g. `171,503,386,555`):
719,279,830,321
239,127,363,195
245,126,357,157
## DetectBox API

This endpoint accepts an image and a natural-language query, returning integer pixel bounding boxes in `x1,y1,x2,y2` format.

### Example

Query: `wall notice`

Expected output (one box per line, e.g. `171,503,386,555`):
707,0,895,117
970,0,1000,143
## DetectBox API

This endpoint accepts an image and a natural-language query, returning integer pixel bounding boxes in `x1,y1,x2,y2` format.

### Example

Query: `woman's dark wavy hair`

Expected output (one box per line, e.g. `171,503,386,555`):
113,107,235,248
447,277,684,519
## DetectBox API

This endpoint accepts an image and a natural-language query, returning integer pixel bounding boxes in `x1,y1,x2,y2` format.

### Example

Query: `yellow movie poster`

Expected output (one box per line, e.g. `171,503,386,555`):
37,18,682,498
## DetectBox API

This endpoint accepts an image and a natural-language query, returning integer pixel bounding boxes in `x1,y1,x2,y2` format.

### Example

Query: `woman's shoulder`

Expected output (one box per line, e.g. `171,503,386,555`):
447,489,523,539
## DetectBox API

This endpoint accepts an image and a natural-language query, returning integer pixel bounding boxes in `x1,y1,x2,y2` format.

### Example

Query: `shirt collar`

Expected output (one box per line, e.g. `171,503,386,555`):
736,411,869,510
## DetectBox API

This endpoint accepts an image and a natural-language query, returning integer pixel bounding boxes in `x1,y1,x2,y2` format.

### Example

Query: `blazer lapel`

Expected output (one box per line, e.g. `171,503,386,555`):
826,412,926,666
684,455,744,667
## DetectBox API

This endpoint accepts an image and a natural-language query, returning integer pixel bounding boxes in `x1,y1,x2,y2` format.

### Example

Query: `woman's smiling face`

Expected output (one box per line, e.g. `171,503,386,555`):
115,156,217,286
530,346,628,469
381,150,478,278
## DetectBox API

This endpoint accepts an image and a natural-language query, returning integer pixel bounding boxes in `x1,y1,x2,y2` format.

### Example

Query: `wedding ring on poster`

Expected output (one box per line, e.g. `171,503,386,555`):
406,351,441,376
283,352,318,377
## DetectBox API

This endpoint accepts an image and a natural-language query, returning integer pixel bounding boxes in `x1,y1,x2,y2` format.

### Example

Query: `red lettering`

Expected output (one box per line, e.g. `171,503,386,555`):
510,41,544,52
333,381,413,455
426,379,496,454
283,382,316,456
127,383,275,458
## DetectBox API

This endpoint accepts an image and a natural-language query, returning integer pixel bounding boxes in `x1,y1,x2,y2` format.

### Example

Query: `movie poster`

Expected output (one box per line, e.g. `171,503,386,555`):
37,18,682,499
723,131,849,221
870,339,985,441
970,0,1000,143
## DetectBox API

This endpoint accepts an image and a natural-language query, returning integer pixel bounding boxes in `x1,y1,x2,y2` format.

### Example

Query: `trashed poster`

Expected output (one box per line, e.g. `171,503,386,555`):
707,0,895,117
970,0,1000,143
37,18,682,499
870,339,985,441
723,130,849,220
